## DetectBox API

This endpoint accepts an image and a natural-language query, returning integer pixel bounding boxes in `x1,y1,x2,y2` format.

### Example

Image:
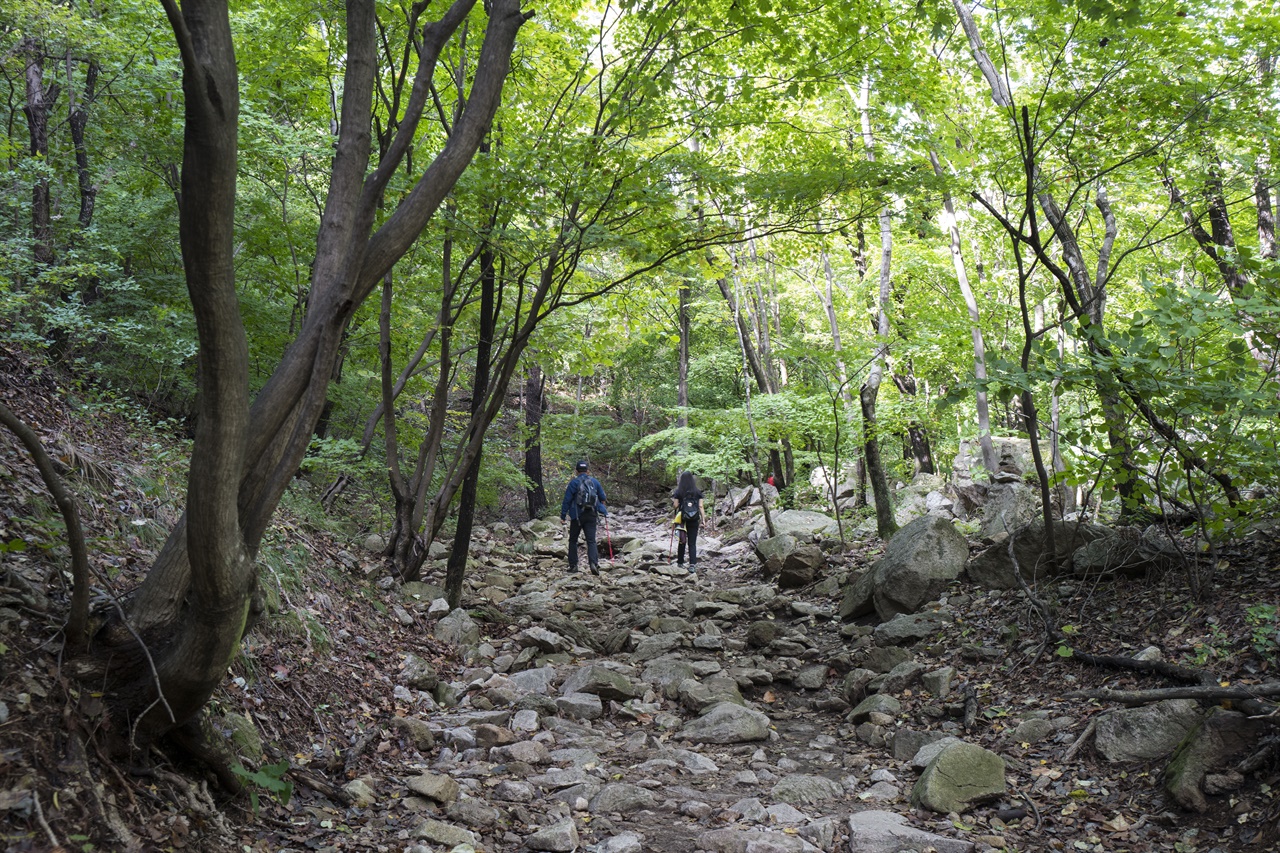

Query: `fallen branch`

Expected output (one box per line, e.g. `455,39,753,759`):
1062,718,1098,763
1065,682,1280,716
1070,651,1214,686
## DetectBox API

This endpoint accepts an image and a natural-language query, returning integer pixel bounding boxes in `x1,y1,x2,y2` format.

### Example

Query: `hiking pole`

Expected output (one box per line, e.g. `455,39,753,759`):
604,516,614,562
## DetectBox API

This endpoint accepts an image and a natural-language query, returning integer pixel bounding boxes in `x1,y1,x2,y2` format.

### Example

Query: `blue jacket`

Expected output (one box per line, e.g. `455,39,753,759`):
561,474,608,521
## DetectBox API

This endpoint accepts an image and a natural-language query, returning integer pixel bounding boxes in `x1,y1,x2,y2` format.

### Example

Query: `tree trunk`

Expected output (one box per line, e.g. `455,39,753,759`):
928,147,997,475
858,75,898,539
69,57,99,232
446,236,496,609
524,365,547,519
21,37,58,268
678,279,690,429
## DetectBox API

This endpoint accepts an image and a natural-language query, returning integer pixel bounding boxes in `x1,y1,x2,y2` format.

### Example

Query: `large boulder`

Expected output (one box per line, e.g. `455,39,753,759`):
966,521,1110,590
753,510,841,541
911,741,1006,814
838,568,876,620
1095,699,1202,762
754,534,798,577
1166,708,1269,812
1072,527,1183,579
870,515,969,619
779,544,825,588
978,482,1040,539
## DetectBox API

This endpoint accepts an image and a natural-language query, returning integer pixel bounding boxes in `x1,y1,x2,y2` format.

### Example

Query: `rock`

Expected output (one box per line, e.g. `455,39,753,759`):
435,608,481,648
879,661,926,694
770,774,843,805
407,772,460,805
390,716,436,751
364,533,387,553
1096,699,1202,761
343,778,377,808
754,510,841,541
911,742,1006,814
846,810,974,853
1165,708,1269,812
590,783,659,813
848,694,901,723
870,515,969,619
525,818,580,852
556,692,603,720
746,620,783,648
779,544,825,588
217,711,263,761
1011,718,1056,744
560,664,640,701
632,632,682,662
412,818,475,848
966,521,1110,589
921,667,956,699
755,534,799,577
874,611,954,645
681,701,772,743
864,646,911,673
838,569,876,620
401,654,439,691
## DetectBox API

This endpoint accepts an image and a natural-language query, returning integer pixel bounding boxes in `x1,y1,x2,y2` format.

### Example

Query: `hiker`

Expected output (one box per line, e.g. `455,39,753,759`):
670,470,705,573
560,459,608,575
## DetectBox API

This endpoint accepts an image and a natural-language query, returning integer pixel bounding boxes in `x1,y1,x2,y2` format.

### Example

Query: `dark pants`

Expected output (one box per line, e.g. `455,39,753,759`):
568,513,599,570
677,514,700,567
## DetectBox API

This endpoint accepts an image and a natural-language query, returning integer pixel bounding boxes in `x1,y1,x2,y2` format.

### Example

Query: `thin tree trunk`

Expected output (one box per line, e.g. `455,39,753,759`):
446,235,496,609
858,75,898,539
678,279,690,429
21,37,58,268
68,56,99,232
524,365,547,519
929,146,997,475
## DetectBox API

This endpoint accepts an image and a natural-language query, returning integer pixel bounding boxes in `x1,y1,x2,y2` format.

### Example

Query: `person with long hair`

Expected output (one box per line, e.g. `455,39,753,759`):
670,470,705,573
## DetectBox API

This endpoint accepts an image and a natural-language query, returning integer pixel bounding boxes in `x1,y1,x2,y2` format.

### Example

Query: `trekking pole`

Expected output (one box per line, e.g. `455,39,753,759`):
605,516,615,562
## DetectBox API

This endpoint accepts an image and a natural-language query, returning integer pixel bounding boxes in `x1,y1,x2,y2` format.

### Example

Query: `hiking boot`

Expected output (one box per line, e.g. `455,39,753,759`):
589,562,600,576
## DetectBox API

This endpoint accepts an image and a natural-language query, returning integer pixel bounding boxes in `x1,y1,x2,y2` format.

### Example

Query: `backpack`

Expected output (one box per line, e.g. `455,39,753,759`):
680,494,699,519
575,476,599,517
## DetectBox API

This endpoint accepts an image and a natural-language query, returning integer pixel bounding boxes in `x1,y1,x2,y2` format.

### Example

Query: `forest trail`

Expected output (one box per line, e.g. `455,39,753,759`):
216,499,1272,852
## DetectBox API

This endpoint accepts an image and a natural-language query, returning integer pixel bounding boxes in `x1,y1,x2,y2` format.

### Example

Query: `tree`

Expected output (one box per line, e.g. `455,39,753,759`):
68,0,530,753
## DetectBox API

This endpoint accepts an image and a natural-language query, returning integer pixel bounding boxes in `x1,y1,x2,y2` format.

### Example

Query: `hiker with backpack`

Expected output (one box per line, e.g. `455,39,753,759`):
670,470,705,573
560,459,608,575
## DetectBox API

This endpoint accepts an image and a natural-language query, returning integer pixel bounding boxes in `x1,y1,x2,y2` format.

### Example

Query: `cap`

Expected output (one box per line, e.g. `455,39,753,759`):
576,460,589,471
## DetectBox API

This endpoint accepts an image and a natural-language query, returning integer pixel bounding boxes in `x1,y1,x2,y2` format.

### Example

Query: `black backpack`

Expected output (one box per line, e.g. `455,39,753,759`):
680,493,699,519
576,476,599,517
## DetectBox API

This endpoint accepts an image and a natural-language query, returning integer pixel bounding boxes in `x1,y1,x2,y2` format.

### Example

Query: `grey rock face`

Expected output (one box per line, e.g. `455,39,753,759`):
400,653,439,690
525,818,580,851
874,611,954,645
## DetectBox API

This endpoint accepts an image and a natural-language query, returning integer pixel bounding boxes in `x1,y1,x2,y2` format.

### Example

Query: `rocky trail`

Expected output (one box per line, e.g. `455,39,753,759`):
195,501,1277,853
3,357,1279,853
